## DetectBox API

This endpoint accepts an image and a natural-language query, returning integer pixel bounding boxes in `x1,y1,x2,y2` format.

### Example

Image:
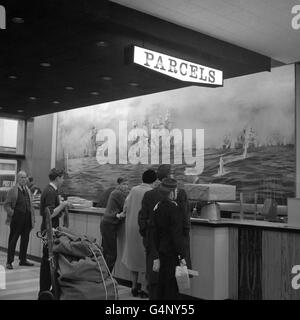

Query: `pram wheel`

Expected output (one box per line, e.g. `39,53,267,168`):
38,290,55,300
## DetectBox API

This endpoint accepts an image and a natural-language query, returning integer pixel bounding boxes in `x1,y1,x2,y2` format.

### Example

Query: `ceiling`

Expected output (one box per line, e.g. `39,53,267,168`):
0,0,278,119
112,0,300,64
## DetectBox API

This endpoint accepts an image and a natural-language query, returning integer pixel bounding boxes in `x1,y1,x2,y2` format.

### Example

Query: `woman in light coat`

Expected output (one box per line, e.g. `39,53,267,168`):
122,169,157,298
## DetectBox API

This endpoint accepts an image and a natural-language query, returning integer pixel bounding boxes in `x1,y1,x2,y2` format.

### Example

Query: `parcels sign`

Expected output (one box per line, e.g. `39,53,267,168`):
133,45,223,86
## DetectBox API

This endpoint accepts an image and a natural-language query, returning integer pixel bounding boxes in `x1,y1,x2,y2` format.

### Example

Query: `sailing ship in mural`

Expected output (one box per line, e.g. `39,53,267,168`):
214,127,259,177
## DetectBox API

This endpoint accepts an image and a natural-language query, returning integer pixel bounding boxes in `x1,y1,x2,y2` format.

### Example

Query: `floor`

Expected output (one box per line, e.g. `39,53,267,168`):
0,251,143,300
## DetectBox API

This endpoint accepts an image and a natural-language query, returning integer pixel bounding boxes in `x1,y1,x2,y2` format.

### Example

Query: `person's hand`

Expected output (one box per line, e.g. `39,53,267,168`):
62,201,70,209
116,212,126,219
180,258,187,267
153,259,160,272
119,212,126,219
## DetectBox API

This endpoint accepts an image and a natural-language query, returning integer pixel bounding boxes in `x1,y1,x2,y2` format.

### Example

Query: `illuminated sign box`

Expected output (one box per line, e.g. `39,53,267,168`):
130,45,223,86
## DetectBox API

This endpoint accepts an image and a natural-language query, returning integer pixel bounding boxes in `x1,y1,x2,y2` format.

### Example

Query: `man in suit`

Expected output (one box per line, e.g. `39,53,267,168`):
138,165,191,300
4,170,35,269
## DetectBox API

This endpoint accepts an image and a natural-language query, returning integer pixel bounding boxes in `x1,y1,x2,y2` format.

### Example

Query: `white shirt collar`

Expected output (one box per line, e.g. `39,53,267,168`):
49,182,58,191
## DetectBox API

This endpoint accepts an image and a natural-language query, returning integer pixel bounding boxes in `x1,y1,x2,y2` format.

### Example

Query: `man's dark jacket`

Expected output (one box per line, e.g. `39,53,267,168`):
138,184,191,284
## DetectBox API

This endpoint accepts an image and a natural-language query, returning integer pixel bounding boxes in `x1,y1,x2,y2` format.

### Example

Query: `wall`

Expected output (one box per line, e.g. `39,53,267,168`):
296,63,300,197
31,114,54,190
22,119,34,174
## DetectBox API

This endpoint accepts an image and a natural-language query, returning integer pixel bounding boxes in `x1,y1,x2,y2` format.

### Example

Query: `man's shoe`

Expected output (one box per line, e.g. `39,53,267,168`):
6,263,13,270
131,287,139,297
139,290,149,299
38,291,55,300
19,260,34,267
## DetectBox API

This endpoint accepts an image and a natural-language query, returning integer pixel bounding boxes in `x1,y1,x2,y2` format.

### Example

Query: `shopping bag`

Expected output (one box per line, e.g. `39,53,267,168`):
175,265,190,293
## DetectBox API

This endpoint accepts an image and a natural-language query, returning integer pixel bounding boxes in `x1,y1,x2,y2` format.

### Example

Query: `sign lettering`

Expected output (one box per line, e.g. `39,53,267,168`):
133,46,223,86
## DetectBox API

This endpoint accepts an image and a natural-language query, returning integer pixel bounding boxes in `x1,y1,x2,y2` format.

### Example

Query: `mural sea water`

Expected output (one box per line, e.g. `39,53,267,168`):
59,145,294,205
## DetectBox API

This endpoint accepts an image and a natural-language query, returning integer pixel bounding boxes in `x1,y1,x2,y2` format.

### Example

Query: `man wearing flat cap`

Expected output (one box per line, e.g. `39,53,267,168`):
152,177,187,299
138,164,191,300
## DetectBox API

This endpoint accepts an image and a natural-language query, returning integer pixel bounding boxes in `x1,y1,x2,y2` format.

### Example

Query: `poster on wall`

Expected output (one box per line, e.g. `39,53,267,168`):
56,64,295,204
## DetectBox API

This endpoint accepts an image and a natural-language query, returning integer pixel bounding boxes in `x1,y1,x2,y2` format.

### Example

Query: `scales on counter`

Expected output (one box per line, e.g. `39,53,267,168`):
185,183,236,221
200,201,221,221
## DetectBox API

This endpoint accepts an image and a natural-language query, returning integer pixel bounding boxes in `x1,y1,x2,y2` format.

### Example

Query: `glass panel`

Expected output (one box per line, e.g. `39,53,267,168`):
0,159,17,202
0,118,25,154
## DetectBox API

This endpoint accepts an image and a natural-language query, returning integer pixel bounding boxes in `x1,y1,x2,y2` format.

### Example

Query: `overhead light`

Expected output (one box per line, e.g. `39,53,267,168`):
12,17,24,24
0,107,3,110
52,101,60,104
29,96,37,101
40,62,51,67
129,82,139,87
96,41,109,47
90,91,99,96
8,75,17,79
101,76,112,81
65,86,74,90
17,109,24,113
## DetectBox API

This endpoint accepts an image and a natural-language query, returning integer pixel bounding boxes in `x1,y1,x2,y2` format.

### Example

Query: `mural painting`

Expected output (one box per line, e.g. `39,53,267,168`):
56,65,295,205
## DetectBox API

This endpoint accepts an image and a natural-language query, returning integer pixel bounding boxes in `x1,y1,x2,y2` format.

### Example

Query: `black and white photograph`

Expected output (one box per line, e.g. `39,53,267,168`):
1,0,300,306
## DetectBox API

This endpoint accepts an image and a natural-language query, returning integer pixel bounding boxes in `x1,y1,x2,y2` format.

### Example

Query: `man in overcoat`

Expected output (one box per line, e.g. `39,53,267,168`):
4,170,35,269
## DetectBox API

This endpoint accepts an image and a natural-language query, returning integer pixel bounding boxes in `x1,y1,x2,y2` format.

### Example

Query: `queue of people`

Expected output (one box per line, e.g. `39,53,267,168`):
100,164,191,300
3,165,191,300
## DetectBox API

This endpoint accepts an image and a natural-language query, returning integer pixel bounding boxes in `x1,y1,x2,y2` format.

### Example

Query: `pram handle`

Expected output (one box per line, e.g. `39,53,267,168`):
63,207,69,228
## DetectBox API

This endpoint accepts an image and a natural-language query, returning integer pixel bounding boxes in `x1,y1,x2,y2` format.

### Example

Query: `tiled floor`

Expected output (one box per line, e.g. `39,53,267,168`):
0,251,144,300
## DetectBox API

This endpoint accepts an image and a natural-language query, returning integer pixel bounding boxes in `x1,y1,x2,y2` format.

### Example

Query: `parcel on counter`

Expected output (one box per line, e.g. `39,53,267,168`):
184,183,236,201
67,196,93,209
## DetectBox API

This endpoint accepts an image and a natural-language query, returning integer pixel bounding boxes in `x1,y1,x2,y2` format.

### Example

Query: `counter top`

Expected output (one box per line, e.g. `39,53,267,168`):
191,217,300,232
68,207,300,232
68,207,105,215
7,203,298,232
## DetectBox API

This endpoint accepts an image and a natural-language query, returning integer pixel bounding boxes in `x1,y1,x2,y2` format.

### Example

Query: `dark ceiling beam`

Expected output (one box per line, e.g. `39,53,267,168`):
0,0,272,119
2,0,110,22
3,0,270,73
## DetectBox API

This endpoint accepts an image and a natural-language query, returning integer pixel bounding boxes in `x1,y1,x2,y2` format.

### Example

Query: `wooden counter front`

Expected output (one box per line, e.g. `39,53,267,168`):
191,218,300,300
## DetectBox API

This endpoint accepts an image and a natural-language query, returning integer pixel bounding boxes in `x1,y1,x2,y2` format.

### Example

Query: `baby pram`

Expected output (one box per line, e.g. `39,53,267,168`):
37,207,118,300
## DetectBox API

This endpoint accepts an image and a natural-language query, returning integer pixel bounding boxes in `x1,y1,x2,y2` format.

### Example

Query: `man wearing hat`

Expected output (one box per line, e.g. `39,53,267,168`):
138,164,191,300
152,177,186,299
